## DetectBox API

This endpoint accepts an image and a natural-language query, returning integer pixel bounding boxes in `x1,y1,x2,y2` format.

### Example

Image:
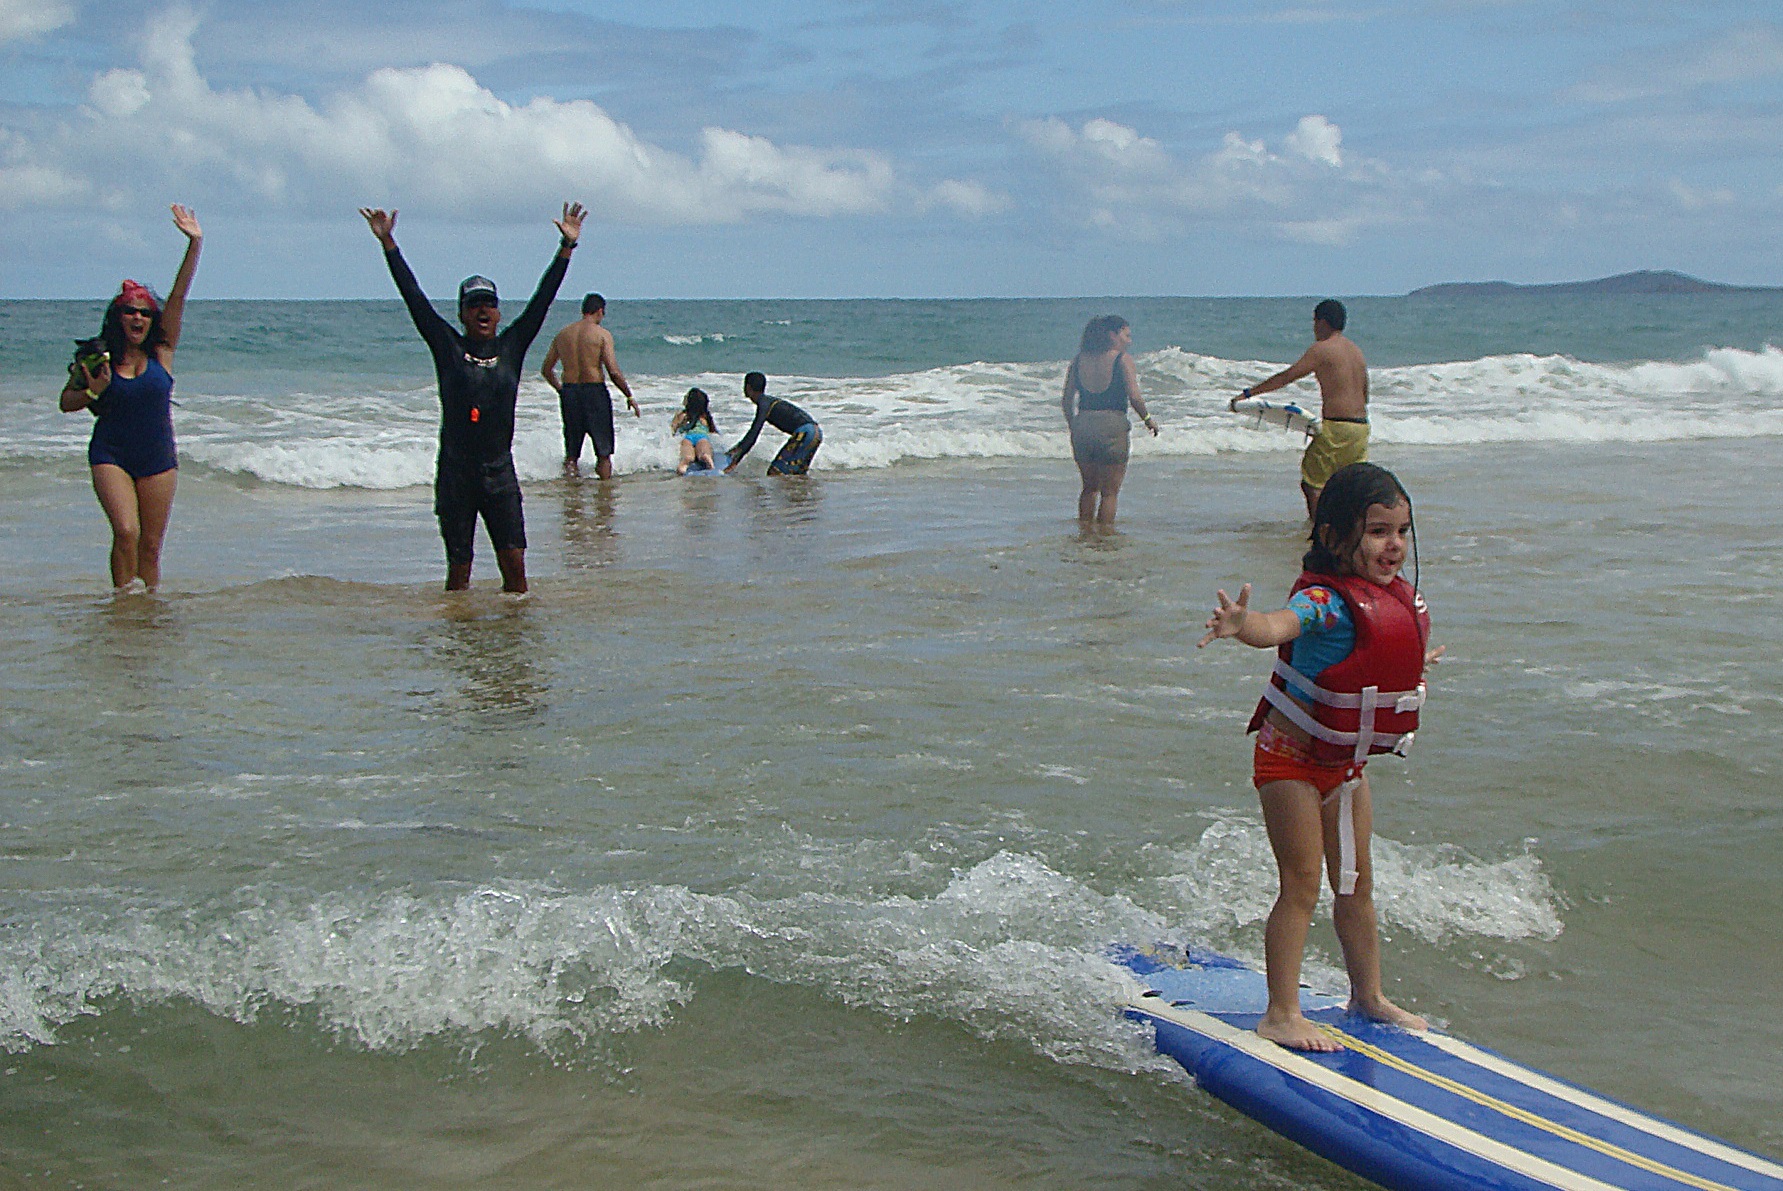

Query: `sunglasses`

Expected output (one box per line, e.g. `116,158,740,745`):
120,306,155,317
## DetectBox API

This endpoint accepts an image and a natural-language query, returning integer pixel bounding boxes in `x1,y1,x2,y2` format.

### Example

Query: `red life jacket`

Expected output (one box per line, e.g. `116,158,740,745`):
1245,571,1431,767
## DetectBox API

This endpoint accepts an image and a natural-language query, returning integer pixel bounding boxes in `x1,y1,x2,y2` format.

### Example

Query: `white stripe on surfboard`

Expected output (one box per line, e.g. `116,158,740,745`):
1130,998,1670,1191
1418,1032,1783,1183
1317,1022,1749,1191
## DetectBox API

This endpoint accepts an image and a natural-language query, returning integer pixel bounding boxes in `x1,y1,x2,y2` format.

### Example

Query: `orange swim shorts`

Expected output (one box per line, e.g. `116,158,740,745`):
1251,720,1358,795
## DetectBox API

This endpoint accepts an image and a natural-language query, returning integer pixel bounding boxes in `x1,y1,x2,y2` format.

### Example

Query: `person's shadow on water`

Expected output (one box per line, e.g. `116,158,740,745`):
423,596,547,723
558,481,619,572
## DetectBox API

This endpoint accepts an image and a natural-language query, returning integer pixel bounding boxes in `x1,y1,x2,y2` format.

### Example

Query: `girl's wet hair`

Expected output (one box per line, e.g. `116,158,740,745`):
682,387,716,433
1303,462,1416,584
1078,315,1129,355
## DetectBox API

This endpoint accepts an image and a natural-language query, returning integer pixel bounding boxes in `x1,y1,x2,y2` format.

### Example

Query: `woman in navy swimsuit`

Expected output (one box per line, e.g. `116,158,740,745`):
60,205,202,591
1061,315,1157,526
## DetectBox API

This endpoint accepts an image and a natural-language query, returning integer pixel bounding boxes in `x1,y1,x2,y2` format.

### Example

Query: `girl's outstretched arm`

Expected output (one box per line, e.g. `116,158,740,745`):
1197,583,1301,649
159,204,203,357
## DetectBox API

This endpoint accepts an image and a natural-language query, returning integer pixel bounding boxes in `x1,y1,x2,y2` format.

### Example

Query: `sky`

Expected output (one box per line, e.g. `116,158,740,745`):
0,0,1779,298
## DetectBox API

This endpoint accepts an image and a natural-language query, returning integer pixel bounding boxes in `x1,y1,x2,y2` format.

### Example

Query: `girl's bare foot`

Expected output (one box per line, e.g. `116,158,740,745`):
1257,1011,1342,1052
1350,995,1427,1031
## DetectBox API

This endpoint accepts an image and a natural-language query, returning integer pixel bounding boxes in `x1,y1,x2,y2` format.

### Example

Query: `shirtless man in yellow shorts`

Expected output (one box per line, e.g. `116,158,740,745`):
1233,299,1368,518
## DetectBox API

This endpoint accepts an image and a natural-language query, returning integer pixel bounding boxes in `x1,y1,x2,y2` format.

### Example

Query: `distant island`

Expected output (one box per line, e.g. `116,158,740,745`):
1407,270,1782,298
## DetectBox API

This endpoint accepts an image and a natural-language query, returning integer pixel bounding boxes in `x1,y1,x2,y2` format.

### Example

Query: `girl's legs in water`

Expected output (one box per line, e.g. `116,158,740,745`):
695,439,715,468
1076,460,1101,521
93,465,175,589
1327,773,1426,1030
92,465,141,588
1076,461,1126,524
677,438,695,475
1257,773,1425,1051
1094,462,1126,524
1257,777,1342,1052
132,470,177,590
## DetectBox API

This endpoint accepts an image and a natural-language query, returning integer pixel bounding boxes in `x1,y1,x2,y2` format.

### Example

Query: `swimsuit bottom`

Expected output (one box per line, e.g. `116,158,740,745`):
1301,419,1369,489
1251,718,1359,795
89,422,178,480
560,382,614,459
1070,408,1130,467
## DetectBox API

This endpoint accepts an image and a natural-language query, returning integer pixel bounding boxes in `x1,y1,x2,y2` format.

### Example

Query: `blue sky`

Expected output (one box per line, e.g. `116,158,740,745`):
1,0,1778,297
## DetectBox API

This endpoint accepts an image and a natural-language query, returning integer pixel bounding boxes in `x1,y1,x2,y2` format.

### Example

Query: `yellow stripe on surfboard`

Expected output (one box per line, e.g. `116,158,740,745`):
1130,998,1624,1191
1315,1022,1743,1191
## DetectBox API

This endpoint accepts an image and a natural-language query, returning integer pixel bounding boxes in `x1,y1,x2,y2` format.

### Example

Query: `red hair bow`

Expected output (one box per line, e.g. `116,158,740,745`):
115,279,160,312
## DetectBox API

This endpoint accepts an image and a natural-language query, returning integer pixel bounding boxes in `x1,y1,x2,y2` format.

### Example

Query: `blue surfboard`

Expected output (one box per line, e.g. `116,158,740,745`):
1118,944,1783,1191
682,451,731,475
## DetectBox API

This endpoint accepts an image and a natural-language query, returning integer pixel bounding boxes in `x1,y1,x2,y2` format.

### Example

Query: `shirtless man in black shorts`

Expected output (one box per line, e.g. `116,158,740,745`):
542,292,637,479
360,202,584,592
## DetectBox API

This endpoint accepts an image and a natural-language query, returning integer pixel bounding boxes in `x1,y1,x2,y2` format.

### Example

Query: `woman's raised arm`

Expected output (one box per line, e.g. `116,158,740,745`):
159,204,203,358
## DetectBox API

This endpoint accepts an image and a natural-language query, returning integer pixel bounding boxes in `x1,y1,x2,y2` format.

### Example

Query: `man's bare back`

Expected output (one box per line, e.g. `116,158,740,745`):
545,316,619,387
1239,319,1367,421
1299,330,1368,421
542,298,638,478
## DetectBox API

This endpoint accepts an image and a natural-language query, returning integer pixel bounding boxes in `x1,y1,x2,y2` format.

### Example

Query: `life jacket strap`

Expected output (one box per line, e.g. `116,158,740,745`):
1264,659,1420,758
1320,773,1364,896
1272,658,1424,712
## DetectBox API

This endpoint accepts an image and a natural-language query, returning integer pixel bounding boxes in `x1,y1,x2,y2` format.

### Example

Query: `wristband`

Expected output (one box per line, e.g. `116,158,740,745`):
1241,388,1252,399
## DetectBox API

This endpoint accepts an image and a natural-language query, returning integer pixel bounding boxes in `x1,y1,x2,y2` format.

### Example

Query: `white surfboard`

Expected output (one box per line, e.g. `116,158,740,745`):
1232,396,1318,437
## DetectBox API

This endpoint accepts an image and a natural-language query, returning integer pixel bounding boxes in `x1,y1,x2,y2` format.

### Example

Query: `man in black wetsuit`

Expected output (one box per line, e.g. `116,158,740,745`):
360,202,584,592
724,371,822,475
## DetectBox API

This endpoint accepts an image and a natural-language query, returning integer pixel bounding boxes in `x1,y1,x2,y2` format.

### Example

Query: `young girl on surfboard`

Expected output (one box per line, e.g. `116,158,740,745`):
671,387,720,475
1198,462,1442,1052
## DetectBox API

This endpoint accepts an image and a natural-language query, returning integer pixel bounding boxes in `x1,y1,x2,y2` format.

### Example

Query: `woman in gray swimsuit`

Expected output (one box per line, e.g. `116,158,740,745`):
1061,315,1156,525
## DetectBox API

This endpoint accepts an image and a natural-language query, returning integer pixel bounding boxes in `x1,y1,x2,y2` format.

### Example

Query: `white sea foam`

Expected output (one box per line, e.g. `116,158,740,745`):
0,834,1562,1062
8,345,1780,488
1148,812,1563,947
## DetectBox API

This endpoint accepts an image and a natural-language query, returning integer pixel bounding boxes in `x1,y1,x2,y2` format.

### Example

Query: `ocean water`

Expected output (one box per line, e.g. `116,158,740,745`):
1,293,1780,1188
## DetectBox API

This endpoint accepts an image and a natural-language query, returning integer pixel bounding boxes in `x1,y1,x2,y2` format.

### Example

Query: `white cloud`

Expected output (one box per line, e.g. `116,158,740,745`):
2,6,992,226
1278,216,1362,246
0,161,87,206
1020,113,1381,243
1284,115,1343,167
1211,131,1270,167
924,178,1009,217
0,129,87,206
90,69,154,119
1570,24,1783,104
1018,117,1172,173
1667,178,1734,211
0,0,73,43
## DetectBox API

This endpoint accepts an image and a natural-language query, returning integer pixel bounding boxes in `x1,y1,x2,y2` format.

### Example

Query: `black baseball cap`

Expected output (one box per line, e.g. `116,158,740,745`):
459,275,498,306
